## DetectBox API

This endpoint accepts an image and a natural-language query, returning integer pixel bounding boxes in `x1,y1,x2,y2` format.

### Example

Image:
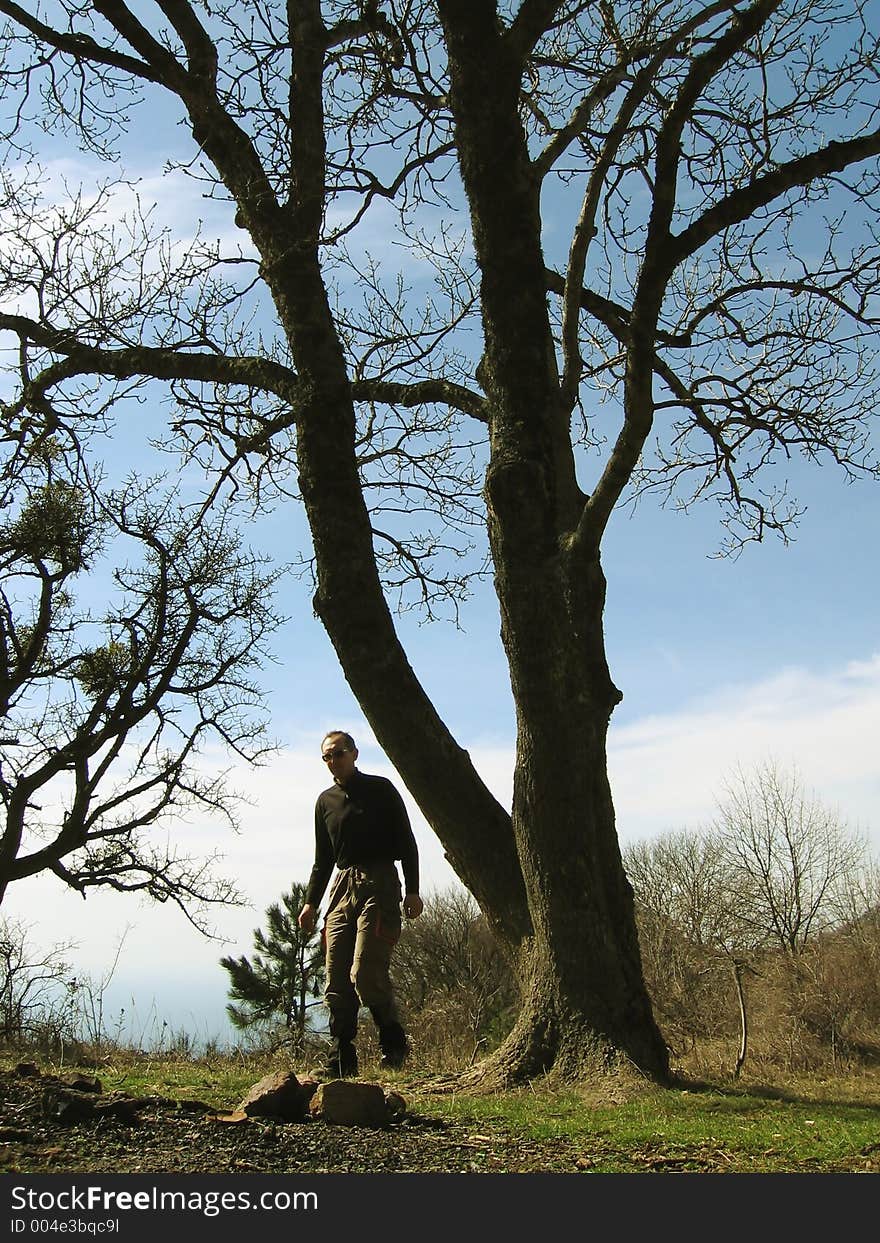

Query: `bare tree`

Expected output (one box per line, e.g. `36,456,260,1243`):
0,2,878,1081
713,761,868,956
0,916,76,1044
628,772,877,1071
0,427,283,925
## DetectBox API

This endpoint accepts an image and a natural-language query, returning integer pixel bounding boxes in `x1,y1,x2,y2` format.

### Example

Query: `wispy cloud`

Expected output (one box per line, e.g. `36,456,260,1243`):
608,654,880,844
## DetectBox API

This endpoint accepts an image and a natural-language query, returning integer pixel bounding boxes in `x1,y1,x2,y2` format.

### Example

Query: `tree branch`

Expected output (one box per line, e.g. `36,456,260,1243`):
577,0,787,552
0,0,163,83
671,130,880,268
505,0,564,62
0,319,300,406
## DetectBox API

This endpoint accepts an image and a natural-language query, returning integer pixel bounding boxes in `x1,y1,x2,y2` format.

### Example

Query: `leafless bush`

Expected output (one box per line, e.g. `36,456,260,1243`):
391,886,519,1069
625,832,745,1055
626,770,880,1075
0,918,78,1052
713,762,869,955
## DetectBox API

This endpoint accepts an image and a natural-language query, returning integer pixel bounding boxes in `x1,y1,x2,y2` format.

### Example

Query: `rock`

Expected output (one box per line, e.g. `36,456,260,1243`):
309,1080,390,1128
298,1077,320,1106
384,1090,407,1121
93,1099,141,1123
41,1087,140,1125
42,1087,95,1123
13,1065,101,1093
236,1071,310,1122
62,1075,102,1093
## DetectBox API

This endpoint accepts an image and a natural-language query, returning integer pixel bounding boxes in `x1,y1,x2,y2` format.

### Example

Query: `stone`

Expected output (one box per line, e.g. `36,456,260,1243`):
297,1077,320,1107
308,1080,389,1128
384,1090,407,1121
41,1087,95,1123
63,1075,102,1093
41,1087,140,1124
236,1071,309,1122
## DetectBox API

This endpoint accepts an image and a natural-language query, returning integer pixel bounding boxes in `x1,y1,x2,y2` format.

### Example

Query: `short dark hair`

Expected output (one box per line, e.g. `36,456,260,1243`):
322,730,356,752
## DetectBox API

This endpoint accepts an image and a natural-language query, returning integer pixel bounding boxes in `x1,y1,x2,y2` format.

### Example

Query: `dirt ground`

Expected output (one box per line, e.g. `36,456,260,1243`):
0,1066,593,1174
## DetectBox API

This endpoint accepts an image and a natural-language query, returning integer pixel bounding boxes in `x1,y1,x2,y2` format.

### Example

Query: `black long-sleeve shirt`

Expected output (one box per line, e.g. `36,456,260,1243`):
304,769,420,907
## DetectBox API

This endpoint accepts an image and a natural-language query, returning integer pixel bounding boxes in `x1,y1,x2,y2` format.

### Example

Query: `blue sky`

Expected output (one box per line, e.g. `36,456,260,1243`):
2,88,879,1047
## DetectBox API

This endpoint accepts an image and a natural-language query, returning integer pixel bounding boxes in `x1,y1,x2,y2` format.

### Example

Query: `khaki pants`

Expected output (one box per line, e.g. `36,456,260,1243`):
322,864,402,1044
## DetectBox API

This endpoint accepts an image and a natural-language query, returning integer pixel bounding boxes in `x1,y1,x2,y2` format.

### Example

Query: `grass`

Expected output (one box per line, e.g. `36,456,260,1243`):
5,1048,880,1173
403,1066,880,1172
87,1053,265,1110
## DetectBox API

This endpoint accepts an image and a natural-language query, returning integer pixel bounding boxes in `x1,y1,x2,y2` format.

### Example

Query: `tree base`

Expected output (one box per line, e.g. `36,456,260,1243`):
427,998,671,1093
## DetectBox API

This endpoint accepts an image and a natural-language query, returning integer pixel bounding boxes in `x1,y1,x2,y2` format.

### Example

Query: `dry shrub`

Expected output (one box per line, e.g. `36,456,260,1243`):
673,924,880,1076
635,909,741,1054
403,984,507,1070
748,932,880,1070
390,887,519,1071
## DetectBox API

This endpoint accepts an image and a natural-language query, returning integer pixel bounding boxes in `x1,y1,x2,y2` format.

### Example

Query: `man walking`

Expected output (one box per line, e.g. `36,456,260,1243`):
298,730,423,1078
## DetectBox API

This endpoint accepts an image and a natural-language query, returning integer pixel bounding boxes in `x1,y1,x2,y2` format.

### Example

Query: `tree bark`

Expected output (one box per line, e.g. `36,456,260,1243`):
428,3,670,1081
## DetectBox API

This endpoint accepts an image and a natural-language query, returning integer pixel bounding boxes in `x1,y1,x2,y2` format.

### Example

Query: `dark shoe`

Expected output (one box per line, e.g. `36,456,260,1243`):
378,1022,409,1070
323,1041,358,1079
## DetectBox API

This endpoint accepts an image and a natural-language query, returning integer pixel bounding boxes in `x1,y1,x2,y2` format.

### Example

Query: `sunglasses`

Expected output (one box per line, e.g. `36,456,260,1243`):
321,748,350,762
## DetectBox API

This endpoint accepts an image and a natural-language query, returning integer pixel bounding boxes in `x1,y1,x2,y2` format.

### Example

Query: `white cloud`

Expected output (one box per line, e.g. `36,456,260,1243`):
29,155,244,248
608,653,880,846
0,155,254,319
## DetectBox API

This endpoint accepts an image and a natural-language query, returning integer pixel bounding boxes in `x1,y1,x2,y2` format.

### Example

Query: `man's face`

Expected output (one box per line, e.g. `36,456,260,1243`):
321,735,357,784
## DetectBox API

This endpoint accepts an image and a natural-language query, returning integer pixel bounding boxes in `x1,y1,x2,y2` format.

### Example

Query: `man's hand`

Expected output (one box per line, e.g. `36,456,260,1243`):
298,903,317,934
403,894,423,919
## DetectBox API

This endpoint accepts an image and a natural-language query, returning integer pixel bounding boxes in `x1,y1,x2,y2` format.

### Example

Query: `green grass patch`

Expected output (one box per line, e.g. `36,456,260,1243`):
17,1050,288,1112
407,1070,880,1172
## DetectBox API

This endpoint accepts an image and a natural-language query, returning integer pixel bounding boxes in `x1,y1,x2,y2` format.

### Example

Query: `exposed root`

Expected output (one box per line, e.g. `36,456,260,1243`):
416,1053,661,1102
412,1071,468,1095
416,1001,671,1095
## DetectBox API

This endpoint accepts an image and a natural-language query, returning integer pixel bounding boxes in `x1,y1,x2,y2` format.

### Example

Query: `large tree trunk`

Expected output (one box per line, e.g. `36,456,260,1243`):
302,406,669,1079
240,1,531,950
226,2,668,1083
498,676,670,1081
435,3,669,1081
472,505,670,1081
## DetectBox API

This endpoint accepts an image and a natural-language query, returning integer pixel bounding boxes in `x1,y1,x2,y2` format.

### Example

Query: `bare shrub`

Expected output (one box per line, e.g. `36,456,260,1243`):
391,887,519,1070
628,767,880,1075
714,761,867,955
624,832,745,1056
0,918,78,1053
